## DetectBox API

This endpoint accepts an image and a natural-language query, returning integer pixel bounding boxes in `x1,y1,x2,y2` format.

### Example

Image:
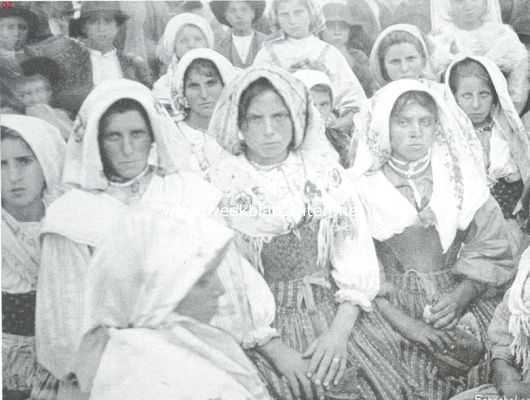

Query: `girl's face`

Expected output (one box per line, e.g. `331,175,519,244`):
15,76,53,107
383,42,425,81
1,137,45,211
450,0,488,30
184,68,224,120
175,268,225,324
241,89,294,165
310,87,333,121
276,0,311,39
321,21,350,47
0,16,29,51
82,13,119,50
174,25,208,59
389,101,436,162
454,75,494,125
225,1,255,34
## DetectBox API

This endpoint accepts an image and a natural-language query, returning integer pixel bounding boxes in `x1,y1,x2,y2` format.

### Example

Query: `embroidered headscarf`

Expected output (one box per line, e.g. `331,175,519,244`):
445,55,530,184
353,79,490,250
63,79,187,191
508,247,530,375
76,207,270,399
157,13,215,65
169,48,238,121
431,0,502,32
268,0,326,35
1,114,65,203
369,24,436,88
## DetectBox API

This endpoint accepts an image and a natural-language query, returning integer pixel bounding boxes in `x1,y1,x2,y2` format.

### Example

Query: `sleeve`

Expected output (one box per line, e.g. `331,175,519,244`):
210,243,279,349
488,290,516,363
453,196,515,288
330,187,380,311
327,47,367,115
36,233,92,380
179,172,223,217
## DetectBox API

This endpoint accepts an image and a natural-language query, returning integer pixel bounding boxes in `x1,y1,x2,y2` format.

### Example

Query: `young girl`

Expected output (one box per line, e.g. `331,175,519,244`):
430,0,529,112
353,80,514,399
169,48,236,177
153,13,215,111
253,0,367,131
2,115,64,399
446,55,530,255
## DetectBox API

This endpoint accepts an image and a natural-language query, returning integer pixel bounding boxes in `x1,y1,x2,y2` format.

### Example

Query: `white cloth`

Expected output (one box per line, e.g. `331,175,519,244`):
88,48,123,86
292,68,335,98
232,32,254,64
253,35,367,114
430,0,502,32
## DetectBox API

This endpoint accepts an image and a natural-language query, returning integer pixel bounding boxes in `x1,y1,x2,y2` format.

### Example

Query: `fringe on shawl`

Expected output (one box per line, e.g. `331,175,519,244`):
509,314,530,375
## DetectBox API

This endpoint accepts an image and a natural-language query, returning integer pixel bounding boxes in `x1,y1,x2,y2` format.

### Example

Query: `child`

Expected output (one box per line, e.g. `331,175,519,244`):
293,68,355,168
430,0,529,113
15,56,72,141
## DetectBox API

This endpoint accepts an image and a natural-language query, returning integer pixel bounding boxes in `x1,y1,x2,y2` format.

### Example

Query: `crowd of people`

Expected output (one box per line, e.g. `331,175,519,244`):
2,0,530,399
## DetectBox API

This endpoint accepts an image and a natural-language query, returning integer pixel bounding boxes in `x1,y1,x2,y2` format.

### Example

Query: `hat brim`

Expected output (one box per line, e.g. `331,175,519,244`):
210,1,266,27
68,10,128,38
0,7,39,38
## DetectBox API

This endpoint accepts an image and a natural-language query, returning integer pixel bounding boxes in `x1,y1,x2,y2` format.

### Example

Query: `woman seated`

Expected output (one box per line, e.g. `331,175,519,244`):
445,55,530,256
2,115,64,400
153,12,215,111
353,79,515,399
169,48,236,176
208,65,421,400
430,0,529,113
450,247,530,400
75,208,272,400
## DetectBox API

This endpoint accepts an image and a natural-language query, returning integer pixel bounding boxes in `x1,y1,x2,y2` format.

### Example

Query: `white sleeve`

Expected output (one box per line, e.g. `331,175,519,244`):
330,188,379,311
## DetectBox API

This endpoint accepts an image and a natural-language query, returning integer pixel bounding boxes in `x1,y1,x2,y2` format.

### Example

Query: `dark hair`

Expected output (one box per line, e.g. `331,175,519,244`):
378,31,426,81
391,90,438,120
98,98,154,175
1,126,23,141
310,83,332,97
448,58,498,105
183,58,223,97
20,56,61,87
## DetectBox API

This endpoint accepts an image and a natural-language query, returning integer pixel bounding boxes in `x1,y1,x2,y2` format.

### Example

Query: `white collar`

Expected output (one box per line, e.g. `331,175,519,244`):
88,48,117,57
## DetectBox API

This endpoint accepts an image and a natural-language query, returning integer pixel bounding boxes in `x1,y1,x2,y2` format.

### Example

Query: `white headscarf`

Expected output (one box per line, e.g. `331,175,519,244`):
157,13,215,65
76,207,270,399
1,114,65,203
169,48,237,121
63,79,189,191
431,0,502,32
369,24,436,88
292,68,335,101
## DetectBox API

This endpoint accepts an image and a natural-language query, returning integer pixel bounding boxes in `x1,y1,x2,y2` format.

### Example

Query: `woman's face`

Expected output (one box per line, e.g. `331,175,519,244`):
276,0,311,39
175,268,225,324
15,76,53,107
1,137,45,211
0,16,29,51
241,89,294,166
174,25,208,59
321,21,350,47
383,42,425,81
454,75,494,125
225,1,255,35
82,13,119,49
99,109,153,180
389,101,436,162
185,68,224,120
450,0,487,30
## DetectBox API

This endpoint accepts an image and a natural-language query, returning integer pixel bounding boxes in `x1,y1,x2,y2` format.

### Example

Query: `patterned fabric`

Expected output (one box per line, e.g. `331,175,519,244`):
491,178,524,219
268,0,326,35
2,292,36,337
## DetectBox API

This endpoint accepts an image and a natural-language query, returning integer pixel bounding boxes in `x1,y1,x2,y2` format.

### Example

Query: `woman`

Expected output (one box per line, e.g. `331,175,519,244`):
208,65,422,400
369,24,436,89
253,0,367,127
74,208,272,399
153,13,215,111
169,48,236,176
35,79,222,399
430,0,529,113
445,55,530,255
353,80,515,399
2,115,64,399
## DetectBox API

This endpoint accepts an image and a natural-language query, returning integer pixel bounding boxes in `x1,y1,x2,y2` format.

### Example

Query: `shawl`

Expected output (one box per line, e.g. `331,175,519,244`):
431,0,502,32
508,247,530,375
444,55,530,184
268,0,326,35
63,79,190,191
353,79,490,251
169,48,238,121
369,23,437,88
76,207,270,399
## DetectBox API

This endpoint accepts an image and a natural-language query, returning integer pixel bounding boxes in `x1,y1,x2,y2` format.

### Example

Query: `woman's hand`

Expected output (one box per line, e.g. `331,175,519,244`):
402,319,455,354
303,328,349,389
